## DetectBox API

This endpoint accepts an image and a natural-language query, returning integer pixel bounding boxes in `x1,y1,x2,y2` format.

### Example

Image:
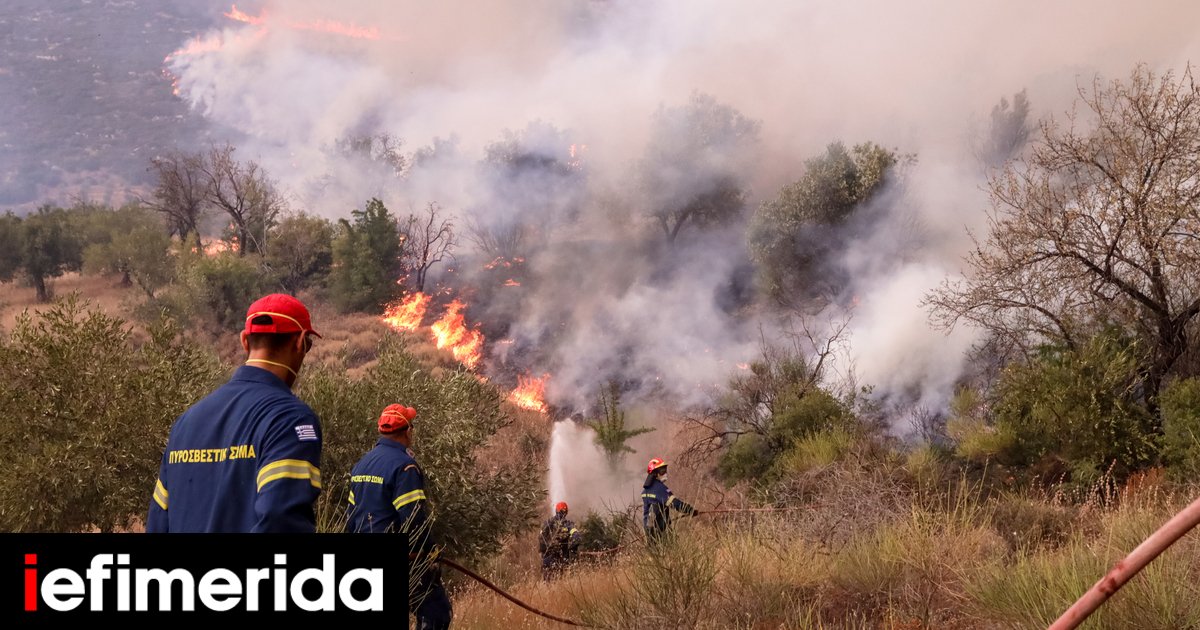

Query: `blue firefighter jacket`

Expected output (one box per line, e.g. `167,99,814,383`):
146,366,322,533
642,475,695,537
345,438,434,557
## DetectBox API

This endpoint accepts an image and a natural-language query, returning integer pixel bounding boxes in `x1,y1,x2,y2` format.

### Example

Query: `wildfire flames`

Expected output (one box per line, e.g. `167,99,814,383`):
223,4,265,25
508,373,550,414
378,293,552,413
164,4,383,93
382,292,431,332
429,300,485,370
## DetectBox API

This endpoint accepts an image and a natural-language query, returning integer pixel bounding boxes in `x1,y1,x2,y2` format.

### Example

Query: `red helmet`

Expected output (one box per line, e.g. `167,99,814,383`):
647,457,667,474
555,501,568,514
379,404,418,434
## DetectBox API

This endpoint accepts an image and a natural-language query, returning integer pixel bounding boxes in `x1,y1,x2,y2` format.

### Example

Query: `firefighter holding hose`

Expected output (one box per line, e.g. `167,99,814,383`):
642,457,699,544
538,501,581,580
346,403,452,630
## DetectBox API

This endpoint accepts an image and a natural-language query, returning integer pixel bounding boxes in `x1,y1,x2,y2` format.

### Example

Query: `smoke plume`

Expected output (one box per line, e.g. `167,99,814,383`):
166,0,1200,428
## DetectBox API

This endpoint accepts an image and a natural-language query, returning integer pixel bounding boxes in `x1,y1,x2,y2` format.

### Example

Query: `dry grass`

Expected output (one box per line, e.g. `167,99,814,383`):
0,273,136,331
450,471,1200,630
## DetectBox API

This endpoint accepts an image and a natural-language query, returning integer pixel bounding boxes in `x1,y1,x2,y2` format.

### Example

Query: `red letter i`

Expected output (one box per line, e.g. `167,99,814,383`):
24,554,36,611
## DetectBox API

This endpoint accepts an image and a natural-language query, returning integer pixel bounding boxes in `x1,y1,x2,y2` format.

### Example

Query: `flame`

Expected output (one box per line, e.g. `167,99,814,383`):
567,144,587,170
192,239,238,256
382,292,431,332
224,4,265,25
508,373,550,413
736,362,750,370
164,33,226,63
164,4,383,90
503,279,521,287
429,300,485,369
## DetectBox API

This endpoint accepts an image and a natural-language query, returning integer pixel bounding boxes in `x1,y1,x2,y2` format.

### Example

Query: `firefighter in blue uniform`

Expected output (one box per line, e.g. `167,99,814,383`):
538,501,580,580
147,293,323,533
346,403,452,630
642,457,698,544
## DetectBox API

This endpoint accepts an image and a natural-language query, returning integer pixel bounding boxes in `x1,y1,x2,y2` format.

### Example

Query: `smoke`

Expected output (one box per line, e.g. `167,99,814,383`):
167,0,1200,423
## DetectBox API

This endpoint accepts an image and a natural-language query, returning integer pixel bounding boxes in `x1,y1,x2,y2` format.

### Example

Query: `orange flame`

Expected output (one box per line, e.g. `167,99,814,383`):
508,373,550,413
224,4,265,25
503,279,521,287
382,292,431,332
429,300,485,369
164,33,226,63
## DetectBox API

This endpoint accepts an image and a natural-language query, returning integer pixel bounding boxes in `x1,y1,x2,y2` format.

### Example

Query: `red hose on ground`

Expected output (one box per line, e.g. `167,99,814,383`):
439,557,595,628
1049,494,1200,629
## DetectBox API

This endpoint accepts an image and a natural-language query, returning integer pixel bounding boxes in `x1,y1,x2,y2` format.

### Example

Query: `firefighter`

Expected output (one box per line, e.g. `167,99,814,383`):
147,294,322,533
538,501,581,580
346,404,452,630
641,457,699,544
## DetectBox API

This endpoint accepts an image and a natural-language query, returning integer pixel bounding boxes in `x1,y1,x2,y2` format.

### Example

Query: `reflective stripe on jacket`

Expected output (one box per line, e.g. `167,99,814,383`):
147,365,322,533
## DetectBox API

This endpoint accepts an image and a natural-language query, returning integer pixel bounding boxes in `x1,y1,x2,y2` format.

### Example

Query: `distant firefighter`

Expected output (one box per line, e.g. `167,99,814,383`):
641,458,698,544
345,404,452,630
538,501,581,580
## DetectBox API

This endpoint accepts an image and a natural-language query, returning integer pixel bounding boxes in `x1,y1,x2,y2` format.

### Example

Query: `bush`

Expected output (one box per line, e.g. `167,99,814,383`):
298,336,543,562
988,333,1158,484
0,297,224,532
265,213,334,293
1160,377,1200,480
578,510,632,553
159,248,270,333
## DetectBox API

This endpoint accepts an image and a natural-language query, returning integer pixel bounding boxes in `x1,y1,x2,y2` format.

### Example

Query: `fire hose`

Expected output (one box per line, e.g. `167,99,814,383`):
1048,494,1200,629
438,557,595,628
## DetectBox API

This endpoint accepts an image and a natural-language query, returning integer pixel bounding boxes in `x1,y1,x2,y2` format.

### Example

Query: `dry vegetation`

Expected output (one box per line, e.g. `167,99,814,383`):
450,470,1200,630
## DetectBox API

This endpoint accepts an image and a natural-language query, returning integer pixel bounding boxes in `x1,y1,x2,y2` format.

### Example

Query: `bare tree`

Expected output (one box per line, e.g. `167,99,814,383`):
200,144,284,256
928,65,1200,420
336,132,408,178
400,202,456,292
679,313,852,465
142,151,209,240
464,216,532,261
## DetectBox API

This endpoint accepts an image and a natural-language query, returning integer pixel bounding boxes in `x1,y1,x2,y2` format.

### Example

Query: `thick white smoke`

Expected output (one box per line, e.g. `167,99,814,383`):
167,0,1200,430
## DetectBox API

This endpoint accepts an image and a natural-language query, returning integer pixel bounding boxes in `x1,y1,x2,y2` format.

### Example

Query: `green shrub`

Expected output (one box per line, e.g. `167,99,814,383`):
159,248,270,332
578,510,628,552
0,297,224,531
328,198,401,312
1160,377,1200,480
989,333,1158,484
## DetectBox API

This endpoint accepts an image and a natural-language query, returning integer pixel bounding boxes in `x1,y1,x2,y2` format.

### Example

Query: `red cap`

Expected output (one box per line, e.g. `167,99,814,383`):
379,404,418,434
647,457,667,474
245,294,321,338
555,501,568,513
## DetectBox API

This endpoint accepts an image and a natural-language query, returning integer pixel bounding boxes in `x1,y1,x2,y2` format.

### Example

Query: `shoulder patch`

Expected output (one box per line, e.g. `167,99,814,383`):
402,463,420,473
294,424,319,442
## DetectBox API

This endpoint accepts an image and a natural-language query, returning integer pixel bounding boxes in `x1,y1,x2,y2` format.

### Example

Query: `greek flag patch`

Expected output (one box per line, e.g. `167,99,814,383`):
294,424,318,441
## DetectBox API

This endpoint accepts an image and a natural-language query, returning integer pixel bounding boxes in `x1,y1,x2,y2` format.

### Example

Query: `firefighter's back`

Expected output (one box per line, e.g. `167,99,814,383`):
345,440,417,533
159,368,319,532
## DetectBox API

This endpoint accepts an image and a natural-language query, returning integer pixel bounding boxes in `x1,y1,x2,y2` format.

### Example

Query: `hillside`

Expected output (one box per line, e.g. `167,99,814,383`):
0,0,219,209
